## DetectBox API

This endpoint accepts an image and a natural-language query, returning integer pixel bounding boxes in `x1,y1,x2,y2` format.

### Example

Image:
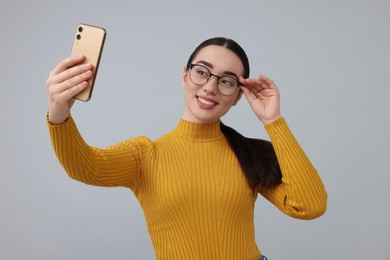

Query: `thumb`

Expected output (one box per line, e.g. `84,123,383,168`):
240,86,256,103
69,98,76,109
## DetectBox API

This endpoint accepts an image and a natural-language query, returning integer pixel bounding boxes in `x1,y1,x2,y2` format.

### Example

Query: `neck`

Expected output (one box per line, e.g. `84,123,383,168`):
173,119,223,141
181,112,221,124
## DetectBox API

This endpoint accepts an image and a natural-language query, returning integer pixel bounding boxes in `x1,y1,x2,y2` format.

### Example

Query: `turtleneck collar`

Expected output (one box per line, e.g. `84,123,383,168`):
171,119,224,141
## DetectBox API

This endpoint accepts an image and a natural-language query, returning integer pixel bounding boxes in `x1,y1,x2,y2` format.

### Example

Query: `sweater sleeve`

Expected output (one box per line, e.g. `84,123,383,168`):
47,114,153,192
258,117,327,220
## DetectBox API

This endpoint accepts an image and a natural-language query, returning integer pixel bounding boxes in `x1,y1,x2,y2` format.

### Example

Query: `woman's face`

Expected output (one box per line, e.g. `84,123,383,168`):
182,45,244,124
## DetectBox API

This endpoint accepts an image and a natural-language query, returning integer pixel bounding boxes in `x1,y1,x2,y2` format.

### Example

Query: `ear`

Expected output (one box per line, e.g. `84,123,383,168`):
182,66,188,88
232,89,243,106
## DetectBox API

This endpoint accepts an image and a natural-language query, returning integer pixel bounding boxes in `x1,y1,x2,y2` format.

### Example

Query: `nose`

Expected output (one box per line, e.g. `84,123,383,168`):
203,76,219,95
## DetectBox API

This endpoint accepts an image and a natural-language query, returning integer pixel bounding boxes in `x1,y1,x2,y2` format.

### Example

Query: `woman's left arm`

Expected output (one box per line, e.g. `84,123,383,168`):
261,118,327,219
241,75,327,220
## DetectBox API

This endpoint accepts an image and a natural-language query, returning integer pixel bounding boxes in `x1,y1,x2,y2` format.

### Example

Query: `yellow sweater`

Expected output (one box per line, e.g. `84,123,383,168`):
47,116,327,260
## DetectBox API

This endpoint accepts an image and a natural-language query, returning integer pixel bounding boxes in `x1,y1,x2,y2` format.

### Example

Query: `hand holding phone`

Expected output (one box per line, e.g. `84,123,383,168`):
70,24,106,101
47,55,93,124
46,24,106,124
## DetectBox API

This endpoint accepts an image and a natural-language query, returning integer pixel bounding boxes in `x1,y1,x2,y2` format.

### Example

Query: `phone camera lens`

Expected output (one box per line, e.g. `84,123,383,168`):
78,26,83,33
76,34,81,40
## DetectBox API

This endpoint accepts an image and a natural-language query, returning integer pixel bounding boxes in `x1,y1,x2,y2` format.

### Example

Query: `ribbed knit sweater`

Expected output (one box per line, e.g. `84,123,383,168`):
47,115,327,260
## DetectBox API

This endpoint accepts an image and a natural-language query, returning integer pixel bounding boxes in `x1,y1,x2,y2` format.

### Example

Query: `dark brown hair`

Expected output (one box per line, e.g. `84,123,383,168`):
186,37,282,191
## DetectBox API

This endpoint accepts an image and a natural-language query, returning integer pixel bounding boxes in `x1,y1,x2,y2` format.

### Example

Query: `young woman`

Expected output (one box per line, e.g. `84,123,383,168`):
46,37,327,260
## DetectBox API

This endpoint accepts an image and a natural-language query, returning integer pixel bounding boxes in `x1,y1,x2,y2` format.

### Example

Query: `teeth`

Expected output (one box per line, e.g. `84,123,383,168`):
198,97,216,106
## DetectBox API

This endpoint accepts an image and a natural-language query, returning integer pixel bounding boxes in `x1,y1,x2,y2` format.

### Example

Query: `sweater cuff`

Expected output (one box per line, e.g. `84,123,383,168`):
264,117,287,131
46,111,71,128
264,117,295,142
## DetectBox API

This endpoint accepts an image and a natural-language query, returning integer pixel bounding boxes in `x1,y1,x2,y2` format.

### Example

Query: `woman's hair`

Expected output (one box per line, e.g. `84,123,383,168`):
186,37,282,191
185,37,250,78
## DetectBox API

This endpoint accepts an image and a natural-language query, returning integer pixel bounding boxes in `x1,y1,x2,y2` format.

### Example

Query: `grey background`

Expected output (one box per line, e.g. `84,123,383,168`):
1,0,389,259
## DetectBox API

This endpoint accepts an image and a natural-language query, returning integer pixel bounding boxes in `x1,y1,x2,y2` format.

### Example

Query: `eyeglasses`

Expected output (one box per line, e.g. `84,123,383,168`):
189,64,241,96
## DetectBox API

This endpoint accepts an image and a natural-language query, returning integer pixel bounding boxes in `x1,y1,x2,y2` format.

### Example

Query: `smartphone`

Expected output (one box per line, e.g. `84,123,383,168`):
70,23,106,101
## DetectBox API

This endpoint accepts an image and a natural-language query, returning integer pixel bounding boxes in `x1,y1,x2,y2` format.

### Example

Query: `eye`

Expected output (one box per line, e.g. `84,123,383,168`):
220,77,237,88
195,67,210,78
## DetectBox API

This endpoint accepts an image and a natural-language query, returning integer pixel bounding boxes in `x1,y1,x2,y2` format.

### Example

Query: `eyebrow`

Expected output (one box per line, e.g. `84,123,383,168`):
196,60,240,79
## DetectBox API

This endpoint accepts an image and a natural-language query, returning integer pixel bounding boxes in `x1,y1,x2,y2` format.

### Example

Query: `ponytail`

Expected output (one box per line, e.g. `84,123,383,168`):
220,122,282,191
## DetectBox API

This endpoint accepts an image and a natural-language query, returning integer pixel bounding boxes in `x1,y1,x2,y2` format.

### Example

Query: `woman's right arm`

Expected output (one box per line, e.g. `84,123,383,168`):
47,115,149,190
46,56,149,191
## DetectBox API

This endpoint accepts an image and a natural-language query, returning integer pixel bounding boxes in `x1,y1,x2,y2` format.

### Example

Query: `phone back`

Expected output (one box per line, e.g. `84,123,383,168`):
71,24,106,101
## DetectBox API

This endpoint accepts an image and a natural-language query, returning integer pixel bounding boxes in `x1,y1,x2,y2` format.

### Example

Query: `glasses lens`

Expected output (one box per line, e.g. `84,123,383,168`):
189,64,239,96
190,65,210,85
218,76,239,95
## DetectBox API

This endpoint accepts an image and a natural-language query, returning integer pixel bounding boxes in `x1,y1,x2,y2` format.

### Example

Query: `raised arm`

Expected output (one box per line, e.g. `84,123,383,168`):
46,56,151,191
240,75,327,219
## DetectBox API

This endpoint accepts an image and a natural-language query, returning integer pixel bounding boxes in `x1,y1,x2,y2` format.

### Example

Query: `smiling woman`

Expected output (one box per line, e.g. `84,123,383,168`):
182,44,245,124
46,37,327,260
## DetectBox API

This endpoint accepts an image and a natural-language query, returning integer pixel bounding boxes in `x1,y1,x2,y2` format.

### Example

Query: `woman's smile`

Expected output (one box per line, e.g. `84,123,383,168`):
196,95,218,109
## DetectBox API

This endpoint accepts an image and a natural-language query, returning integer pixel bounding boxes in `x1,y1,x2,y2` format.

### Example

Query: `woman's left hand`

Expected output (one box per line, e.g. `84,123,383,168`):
240,75,282,125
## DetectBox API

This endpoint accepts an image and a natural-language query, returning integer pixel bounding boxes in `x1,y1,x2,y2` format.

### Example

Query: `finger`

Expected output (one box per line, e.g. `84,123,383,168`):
46,56,92,88
69,98,76,108
241,76,267,88
240,85,257,101
56,69,93,93
54,63,93,85
59,80,89,100
240,78,269,96
49,55,86,77
259,75,278,90
51,55,86,76
257,88,277,97
240,77,260,87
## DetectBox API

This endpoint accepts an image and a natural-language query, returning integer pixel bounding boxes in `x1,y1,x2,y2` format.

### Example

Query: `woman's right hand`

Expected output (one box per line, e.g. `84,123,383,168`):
46,55,93,124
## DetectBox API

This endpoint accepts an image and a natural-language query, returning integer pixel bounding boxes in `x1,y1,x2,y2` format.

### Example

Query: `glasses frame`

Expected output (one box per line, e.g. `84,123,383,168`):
189,64,242,96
